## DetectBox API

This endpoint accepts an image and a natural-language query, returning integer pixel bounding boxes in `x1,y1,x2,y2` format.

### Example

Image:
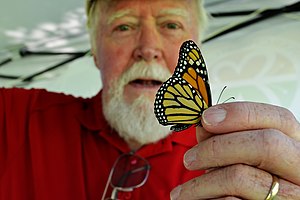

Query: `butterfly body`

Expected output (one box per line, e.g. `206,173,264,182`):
154,40,211,132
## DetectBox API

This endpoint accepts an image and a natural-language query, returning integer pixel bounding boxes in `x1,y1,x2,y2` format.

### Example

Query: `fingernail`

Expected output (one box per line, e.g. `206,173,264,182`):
202,106,227,126
170,185,182,200
184,149,196,167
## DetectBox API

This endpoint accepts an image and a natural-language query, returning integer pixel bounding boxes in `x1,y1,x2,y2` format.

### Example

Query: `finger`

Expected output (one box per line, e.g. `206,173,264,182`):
184,129,300,185
201,102,300,140
210,197,241,200
209,197,241,200
195,127,213,142
170,164,300,200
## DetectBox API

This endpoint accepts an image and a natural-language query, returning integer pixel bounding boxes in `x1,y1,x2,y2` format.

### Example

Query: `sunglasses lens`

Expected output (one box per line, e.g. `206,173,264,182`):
111,154,149,188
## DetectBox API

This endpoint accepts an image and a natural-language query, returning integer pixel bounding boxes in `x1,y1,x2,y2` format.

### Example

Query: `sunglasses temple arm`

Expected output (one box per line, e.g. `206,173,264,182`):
133,165,150,173
117,165,149,186
101,169,114,200
110,188,119,200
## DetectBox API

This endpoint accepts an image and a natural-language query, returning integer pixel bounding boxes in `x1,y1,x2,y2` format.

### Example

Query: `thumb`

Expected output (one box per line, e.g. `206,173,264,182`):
201,102,300,141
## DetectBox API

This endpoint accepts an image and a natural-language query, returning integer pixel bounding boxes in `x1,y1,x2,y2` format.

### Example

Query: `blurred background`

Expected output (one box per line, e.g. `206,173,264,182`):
0,0,299,119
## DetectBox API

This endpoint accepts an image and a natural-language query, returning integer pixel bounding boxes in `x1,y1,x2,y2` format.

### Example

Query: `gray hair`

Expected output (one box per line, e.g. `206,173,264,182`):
85,0,208,48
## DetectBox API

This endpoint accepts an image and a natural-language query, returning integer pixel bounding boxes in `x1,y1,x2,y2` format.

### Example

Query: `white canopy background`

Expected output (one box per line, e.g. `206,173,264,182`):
0,0,299,119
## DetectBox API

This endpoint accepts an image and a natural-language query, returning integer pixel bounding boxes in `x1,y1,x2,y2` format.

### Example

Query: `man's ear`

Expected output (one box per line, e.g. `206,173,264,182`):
91,49,101,70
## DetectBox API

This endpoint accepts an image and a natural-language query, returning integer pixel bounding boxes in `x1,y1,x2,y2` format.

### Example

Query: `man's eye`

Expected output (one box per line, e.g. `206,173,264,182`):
165,23,180,29
116,24,130,31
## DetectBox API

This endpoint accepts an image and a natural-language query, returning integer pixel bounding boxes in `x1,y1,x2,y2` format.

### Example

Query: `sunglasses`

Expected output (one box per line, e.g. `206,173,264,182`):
101,153,151,200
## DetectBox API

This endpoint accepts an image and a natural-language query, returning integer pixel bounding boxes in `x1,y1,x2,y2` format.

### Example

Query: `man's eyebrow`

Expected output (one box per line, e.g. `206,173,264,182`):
107,9,135,25
158,8,189,18
107,8,189,25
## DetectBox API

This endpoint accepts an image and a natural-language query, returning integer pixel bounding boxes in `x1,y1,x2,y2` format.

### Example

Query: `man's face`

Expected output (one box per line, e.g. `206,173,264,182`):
93,0,200,105
91,0,201,145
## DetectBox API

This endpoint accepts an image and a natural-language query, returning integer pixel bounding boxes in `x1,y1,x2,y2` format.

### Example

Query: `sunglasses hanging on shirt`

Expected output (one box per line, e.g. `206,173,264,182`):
101,153,151,200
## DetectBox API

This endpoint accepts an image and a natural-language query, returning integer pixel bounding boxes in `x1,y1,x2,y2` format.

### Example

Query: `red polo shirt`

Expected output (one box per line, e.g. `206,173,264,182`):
0,88,204,200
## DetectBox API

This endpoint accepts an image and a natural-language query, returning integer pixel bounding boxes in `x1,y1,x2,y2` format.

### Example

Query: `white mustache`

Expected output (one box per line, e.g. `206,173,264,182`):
119,61,172,85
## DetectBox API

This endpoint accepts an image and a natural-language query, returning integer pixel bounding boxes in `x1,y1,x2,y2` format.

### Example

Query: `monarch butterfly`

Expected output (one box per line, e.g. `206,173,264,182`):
154,40,212,132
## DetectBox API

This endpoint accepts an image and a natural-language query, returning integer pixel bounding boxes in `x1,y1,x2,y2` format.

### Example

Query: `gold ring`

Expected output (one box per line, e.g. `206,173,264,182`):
265,175,280,200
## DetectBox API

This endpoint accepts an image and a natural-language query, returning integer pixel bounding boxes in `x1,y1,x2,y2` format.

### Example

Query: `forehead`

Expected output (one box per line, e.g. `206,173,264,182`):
99,0,197,20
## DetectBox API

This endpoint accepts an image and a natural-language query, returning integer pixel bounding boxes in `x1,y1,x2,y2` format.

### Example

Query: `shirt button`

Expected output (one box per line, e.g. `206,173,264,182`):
130,159,137,165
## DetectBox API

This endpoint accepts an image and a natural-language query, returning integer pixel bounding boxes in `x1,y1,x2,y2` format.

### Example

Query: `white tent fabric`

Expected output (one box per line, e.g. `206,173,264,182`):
0,0,299,119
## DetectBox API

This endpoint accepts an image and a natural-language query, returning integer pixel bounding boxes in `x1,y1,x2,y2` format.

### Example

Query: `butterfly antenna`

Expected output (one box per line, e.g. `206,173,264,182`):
222,96,236,103
216,86,227,104
216,86,235,104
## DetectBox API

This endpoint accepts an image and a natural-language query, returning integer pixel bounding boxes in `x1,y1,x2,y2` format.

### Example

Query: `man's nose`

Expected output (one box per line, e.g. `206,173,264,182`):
133,27,163,62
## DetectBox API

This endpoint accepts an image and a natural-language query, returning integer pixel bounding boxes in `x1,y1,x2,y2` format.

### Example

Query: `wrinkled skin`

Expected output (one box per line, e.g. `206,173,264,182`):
171,102,300,199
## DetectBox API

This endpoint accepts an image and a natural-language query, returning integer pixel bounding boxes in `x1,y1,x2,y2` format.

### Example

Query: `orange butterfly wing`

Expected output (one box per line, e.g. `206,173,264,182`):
175,40,211,107
154,40,211,131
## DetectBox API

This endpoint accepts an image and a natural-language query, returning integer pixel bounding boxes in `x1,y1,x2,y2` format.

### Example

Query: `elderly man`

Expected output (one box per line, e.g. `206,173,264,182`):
1,0,300,200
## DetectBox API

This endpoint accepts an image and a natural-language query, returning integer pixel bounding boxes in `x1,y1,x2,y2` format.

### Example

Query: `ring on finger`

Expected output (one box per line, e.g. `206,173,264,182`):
265,175,280,200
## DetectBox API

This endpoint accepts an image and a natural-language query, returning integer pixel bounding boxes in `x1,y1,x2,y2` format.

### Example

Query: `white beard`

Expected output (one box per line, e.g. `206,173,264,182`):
102,61,172,145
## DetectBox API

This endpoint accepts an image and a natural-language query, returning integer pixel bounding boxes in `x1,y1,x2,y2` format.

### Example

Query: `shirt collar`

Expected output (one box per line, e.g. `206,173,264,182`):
137,128,197,158
97,126,197,158
76,91,110,131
